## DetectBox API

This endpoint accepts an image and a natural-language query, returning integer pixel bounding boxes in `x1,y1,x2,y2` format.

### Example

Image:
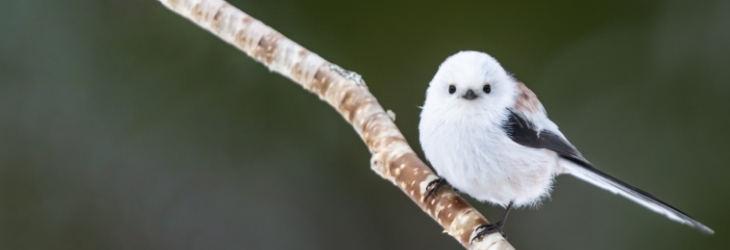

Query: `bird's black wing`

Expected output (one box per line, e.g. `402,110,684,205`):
501,109,586,163
501,109,713,234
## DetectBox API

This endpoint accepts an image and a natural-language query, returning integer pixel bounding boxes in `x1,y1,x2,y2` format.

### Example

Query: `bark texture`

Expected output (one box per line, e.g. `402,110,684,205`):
158,1,515,249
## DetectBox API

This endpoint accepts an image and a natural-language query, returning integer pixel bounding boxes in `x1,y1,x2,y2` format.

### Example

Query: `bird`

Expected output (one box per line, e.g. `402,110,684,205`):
418,51,714,240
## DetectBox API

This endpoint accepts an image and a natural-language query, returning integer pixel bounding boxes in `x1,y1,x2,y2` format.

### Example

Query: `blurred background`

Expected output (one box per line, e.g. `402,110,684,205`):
1,0,729,249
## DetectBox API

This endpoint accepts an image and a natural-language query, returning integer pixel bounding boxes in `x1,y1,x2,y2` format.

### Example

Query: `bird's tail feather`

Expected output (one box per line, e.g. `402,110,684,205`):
561,159,714,235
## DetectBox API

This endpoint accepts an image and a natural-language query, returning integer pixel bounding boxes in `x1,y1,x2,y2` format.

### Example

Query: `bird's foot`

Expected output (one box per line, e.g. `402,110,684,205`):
423,178,449,202
472,221,507,242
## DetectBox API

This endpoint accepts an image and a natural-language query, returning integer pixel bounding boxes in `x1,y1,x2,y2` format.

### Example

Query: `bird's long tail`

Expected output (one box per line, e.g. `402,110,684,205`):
561,159,714,235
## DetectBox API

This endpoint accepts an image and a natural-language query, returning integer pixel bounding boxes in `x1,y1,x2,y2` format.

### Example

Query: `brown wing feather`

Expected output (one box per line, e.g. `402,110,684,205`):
513,82,545,116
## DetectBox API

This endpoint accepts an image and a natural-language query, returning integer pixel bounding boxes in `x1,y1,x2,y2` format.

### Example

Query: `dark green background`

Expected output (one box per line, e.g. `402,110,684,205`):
1,0,728,249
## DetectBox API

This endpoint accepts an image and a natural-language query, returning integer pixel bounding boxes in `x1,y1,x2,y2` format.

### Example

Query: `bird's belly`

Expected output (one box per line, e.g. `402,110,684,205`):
425,131,558,207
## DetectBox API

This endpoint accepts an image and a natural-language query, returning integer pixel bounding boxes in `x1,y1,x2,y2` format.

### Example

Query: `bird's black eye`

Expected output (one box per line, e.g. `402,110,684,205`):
448,84,456,94
483,83,491,94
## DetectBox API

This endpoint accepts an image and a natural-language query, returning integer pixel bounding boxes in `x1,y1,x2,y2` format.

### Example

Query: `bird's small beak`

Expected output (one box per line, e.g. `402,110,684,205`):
463,89,478,100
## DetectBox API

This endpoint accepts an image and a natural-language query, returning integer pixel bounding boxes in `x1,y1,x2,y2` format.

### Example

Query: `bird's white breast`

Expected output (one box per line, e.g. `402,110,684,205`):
419,106,559,207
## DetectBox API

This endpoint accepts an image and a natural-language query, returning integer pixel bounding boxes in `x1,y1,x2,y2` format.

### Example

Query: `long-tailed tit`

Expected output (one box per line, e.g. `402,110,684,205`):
418,51,713,240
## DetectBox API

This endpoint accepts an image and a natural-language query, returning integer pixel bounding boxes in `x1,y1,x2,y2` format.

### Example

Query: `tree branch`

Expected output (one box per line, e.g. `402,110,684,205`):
158,1,514,249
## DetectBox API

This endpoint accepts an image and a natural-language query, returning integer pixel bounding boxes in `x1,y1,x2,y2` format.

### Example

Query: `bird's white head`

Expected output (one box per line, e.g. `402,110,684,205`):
423,51,518,118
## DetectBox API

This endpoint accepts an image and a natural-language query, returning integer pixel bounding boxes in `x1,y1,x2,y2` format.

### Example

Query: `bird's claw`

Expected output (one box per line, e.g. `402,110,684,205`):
423,178,449,202
472,221,507,242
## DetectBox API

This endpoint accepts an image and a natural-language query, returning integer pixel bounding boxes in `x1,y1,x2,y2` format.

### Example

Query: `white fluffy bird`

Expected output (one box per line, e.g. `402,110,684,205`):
418,51,713,239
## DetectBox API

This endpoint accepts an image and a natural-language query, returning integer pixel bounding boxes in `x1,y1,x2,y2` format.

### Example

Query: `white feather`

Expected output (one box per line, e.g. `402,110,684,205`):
420,51,558,207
